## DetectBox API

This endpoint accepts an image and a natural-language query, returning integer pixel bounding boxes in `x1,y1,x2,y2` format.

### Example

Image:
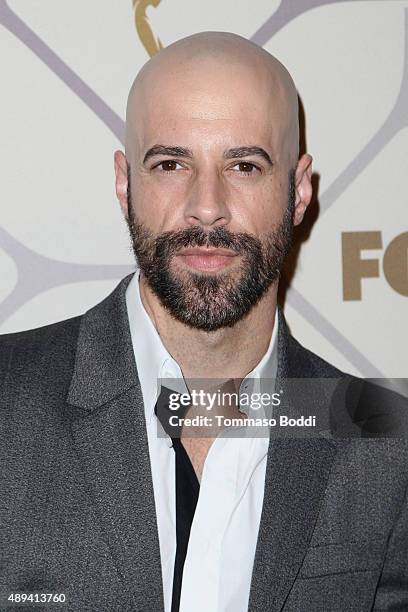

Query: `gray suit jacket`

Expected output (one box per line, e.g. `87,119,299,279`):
1,274,407,611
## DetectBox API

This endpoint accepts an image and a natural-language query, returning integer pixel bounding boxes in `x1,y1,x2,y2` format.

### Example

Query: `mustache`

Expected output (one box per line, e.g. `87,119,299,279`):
153,225,263,258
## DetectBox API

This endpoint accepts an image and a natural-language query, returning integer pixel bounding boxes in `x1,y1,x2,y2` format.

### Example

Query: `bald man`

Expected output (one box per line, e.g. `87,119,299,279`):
1,32,408,612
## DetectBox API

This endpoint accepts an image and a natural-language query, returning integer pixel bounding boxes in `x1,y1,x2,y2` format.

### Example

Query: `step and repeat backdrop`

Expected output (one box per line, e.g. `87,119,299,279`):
0,0,407,379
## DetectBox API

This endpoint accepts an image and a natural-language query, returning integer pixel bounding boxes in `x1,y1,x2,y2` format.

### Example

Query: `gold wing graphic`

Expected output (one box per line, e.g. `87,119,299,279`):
133,0,164,57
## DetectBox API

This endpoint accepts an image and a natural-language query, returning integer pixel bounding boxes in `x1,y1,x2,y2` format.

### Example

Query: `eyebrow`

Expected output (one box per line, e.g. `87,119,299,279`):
143,144,273,166
143,145,193,163
223,146,273,166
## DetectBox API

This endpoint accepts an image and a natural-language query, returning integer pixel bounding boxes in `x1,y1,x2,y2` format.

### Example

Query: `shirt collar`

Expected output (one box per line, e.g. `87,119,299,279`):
126,269,278,422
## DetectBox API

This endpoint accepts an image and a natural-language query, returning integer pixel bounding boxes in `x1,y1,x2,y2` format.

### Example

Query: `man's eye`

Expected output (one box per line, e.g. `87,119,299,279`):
155,160,183,172
232,162,260,175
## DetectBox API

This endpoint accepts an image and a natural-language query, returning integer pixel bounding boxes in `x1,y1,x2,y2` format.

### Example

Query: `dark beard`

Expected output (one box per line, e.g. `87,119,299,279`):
126,169,295,331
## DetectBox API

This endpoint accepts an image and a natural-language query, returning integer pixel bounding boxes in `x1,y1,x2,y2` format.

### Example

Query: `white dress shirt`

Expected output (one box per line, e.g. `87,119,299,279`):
126,269,278,612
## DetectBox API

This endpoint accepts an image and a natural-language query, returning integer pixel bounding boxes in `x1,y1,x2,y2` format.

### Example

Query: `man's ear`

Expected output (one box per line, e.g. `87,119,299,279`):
293,153,313,226
114,150,129,218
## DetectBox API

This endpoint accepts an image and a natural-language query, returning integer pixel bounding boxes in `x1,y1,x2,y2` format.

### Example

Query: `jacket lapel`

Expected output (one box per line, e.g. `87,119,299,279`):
248,308,338,612
67,274,164,612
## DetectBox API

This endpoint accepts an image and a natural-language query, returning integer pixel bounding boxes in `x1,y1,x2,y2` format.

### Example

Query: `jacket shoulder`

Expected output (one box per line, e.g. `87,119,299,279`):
0,314,83,352
0,315,83,391
287,332,347,379
288,332,408,437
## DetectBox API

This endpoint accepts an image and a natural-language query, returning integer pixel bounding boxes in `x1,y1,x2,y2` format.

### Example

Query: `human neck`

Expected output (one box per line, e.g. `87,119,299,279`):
138,274,278,381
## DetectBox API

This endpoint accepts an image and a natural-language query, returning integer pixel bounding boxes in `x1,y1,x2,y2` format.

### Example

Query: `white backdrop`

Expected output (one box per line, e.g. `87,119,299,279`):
1,0,407,379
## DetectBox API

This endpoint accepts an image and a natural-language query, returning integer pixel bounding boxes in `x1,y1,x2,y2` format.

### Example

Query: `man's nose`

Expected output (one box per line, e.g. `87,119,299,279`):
183,168,232,228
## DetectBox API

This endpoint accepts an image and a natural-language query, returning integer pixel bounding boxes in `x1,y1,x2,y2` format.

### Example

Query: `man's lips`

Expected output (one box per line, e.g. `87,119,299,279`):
175,247,238,271
177,247,237,257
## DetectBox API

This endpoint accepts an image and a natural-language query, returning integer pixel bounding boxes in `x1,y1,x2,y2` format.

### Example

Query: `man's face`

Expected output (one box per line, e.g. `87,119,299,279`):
123,59,299,331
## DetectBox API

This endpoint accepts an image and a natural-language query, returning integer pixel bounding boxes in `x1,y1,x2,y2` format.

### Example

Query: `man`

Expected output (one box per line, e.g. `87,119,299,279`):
1,32,407,612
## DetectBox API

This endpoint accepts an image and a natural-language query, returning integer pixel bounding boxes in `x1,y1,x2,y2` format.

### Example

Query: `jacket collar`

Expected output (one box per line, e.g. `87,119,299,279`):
67,274,136,409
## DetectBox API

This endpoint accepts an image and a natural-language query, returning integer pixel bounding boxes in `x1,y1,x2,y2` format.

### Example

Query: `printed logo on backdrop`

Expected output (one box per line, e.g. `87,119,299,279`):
133,0,163,57
0,0,407,379
342,231,408,300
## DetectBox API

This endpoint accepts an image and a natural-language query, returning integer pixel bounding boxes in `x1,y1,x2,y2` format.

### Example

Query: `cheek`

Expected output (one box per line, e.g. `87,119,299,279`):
231,179,287,236
131,174,187,231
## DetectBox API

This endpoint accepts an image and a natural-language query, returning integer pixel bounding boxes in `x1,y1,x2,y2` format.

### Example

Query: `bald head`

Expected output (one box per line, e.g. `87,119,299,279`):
125,32,299,167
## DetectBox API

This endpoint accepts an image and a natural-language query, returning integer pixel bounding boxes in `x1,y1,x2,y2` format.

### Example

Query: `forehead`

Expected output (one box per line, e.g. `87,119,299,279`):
130,60,290,155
